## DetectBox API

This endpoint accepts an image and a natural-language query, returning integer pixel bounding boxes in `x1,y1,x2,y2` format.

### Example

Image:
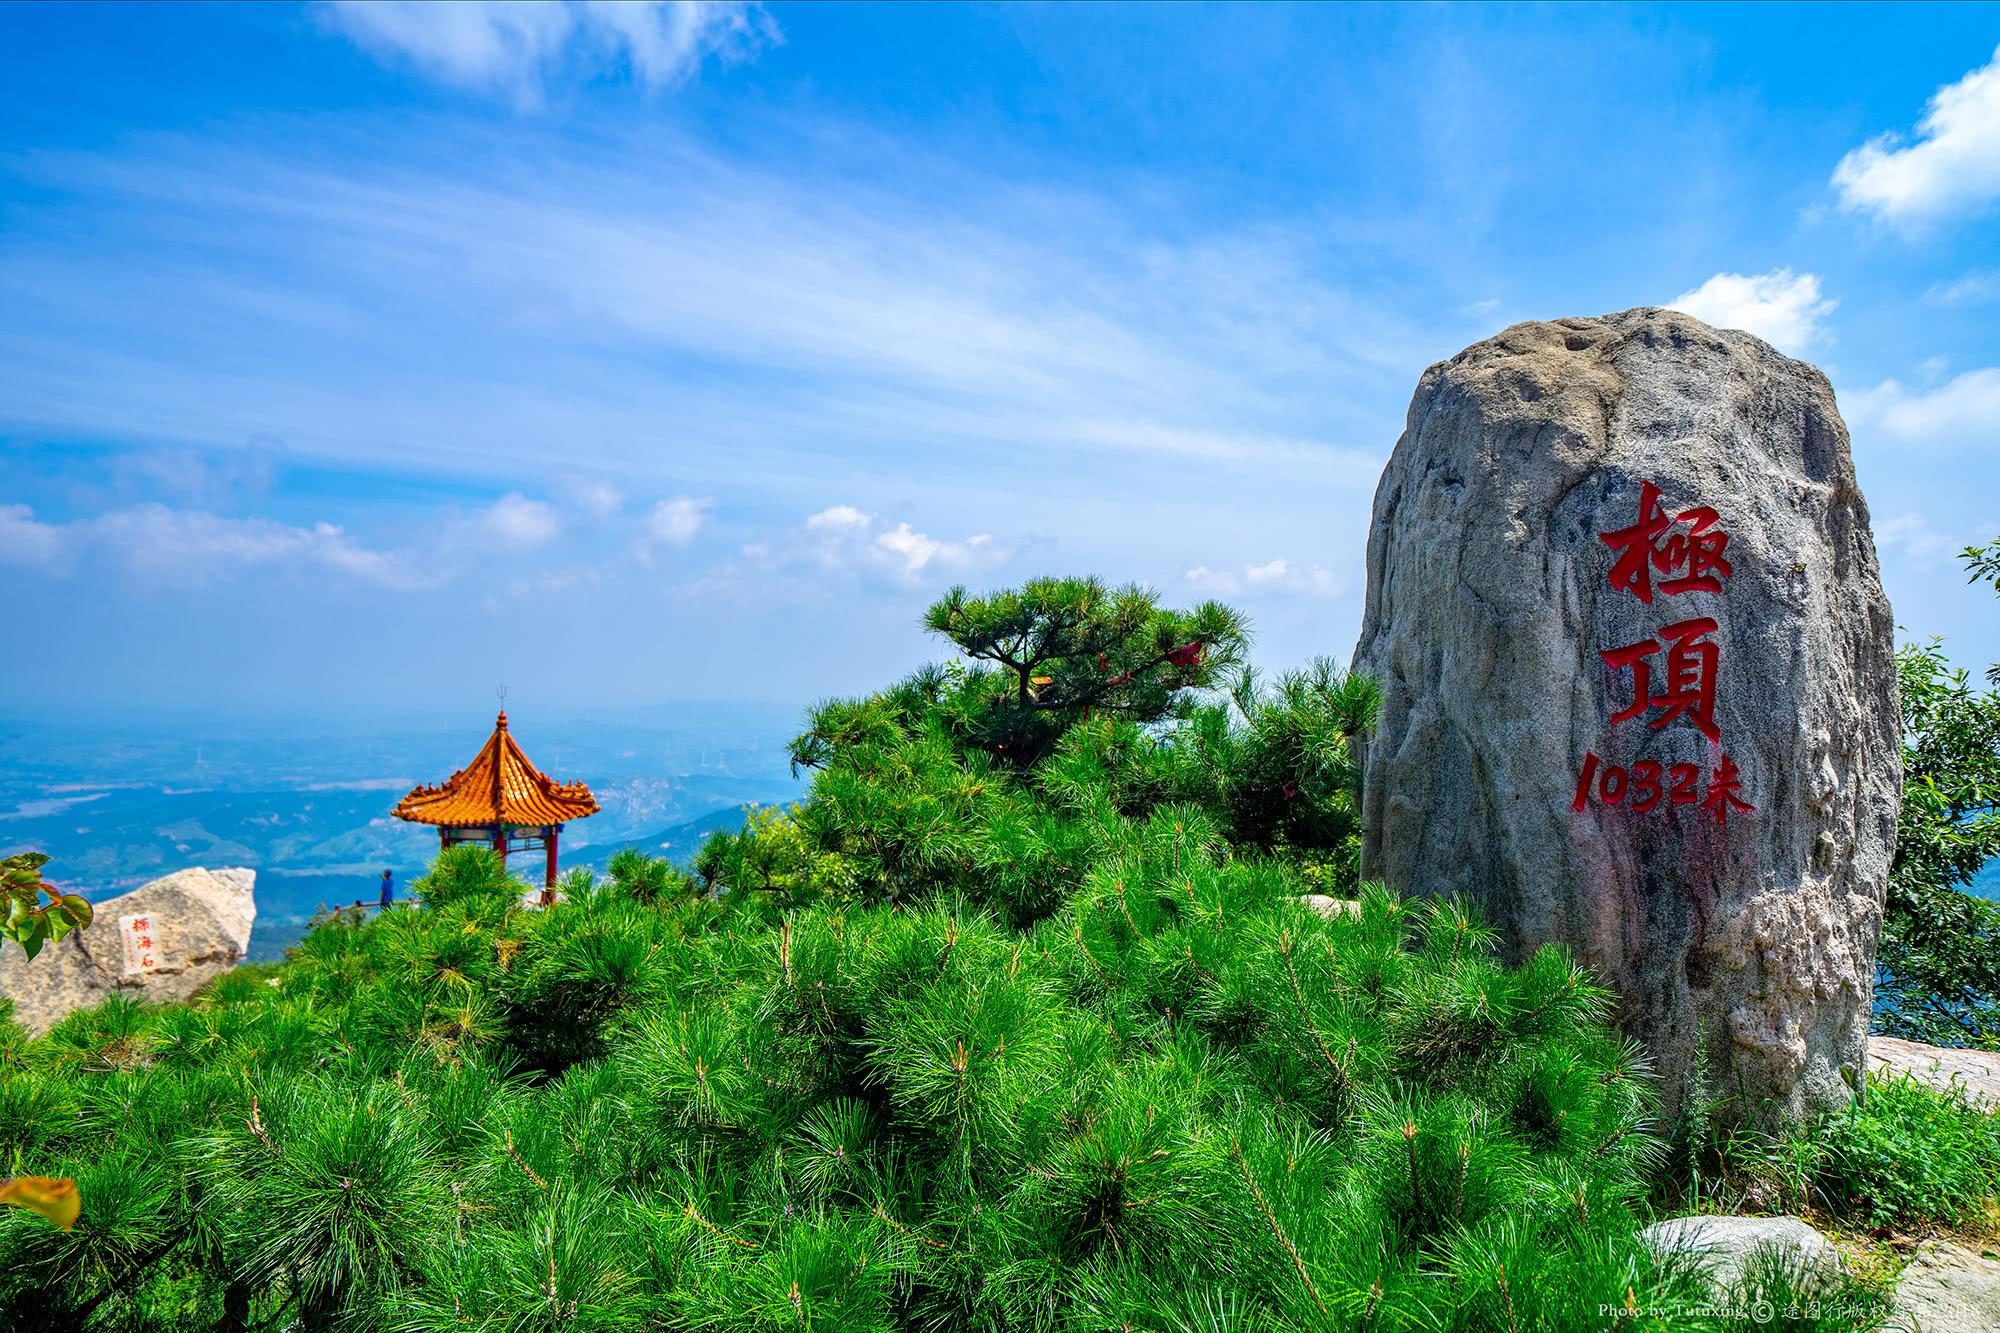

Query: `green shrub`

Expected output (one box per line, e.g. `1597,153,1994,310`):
1809,1074,2000,1230
14,577,1965,1329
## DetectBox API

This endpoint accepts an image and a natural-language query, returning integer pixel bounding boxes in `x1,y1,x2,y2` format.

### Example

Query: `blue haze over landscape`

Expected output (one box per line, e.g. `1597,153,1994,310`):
3,4,1999,953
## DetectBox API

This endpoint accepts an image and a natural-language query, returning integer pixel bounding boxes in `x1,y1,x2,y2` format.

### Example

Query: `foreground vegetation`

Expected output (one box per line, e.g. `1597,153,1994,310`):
0,575,1992,1329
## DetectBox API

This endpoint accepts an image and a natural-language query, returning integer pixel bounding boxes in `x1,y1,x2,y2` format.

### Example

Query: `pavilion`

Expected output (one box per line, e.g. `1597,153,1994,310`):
391,711,599,896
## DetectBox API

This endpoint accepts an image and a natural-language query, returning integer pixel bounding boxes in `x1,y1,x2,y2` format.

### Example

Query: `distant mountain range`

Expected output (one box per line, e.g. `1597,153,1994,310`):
3,708,1993,963
0,707,806,961
624,803,767,863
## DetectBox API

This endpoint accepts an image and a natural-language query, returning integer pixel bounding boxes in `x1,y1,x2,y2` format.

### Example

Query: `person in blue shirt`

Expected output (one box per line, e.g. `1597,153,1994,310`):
379,869,394,909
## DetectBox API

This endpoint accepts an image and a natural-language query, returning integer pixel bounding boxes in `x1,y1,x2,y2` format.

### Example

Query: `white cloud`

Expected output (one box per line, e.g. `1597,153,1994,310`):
1832,45,2000,227
322,0,777,102
86,504,432,589
0,505,65,568
796,507,1008,584
1874,513,1962,570
112,442,281,508
1927,270,2000,306
480,492,561,547
874,523,994,577
1185,557,1344,599
0,123,1419,505
800,504,872,528
805,504,872,531
1667,269,1836,354
644,495,714,547
1183,565,1242,596
564,478,624,518
4,501,434,589
1843,368,2000,449
1245,558,1289,584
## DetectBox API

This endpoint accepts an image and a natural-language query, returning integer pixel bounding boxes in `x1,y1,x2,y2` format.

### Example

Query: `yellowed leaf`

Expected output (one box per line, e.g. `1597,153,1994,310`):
0,1176,80,1229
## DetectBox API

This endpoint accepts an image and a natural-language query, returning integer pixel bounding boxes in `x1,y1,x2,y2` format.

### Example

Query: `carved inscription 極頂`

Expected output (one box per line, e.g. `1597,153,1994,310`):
1572,480,1756,825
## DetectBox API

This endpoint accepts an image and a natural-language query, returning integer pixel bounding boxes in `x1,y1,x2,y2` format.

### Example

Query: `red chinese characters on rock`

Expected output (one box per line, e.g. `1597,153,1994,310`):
1598,480,1735,603
119,912,161,974
1572,750,1755,824
1575,480,1755,826
1601,616,1721,743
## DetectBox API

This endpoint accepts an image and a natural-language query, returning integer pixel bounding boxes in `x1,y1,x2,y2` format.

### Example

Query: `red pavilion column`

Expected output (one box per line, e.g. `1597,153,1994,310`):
545,826,560,889
493,826,507,865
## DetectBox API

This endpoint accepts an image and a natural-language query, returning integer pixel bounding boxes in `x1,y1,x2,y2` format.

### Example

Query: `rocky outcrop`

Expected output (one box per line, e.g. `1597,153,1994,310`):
1888,1239,2000,1333
0,867,256,1035
1351,308,1899,1123
1641,1214,1845,1297
1867,1035,2000,1109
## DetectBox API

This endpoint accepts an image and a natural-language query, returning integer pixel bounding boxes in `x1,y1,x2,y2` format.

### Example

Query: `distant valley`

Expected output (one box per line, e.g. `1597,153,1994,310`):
0,706,805,960
3,705,1992,962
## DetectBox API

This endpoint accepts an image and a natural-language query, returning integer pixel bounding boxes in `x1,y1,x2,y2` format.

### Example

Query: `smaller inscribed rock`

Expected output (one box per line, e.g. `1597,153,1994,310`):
0,867,257,1035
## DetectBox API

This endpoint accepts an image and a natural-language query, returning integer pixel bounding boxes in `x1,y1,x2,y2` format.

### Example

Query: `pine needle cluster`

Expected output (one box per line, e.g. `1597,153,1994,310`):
0,581,1765,1329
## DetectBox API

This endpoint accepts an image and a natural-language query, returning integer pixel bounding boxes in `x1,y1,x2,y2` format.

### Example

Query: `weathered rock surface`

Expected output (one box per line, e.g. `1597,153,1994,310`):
0,867,256,1035
1641,1215,1844,1297
1868,1035,2000,1109
1298,895,1361,919
1888,1239,2000,1333
1352,308,1900,1123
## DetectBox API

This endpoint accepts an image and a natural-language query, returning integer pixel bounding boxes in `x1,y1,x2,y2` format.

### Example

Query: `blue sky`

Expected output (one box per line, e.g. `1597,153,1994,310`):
3,2,1998,723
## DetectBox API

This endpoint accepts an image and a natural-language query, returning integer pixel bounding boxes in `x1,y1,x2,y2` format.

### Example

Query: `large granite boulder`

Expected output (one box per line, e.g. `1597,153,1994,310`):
1888,1239,2000,1333
1352,308,1900,1123
0,867,256,1035
1867,1035,2000,1109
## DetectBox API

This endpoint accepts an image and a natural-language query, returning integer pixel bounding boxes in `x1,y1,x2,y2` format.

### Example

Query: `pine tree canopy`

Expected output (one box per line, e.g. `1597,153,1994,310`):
0,579,1759,1331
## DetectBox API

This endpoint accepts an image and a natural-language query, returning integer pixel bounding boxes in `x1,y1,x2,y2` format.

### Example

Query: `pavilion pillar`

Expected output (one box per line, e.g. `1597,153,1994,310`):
545,826,560,889
493,826,507,865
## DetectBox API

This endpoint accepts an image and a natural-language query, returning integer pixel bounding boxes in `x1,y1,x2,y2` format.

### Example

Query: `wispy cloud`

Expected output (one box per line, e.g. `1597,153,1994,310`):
1926,270,2000,306
4,502,434,589
0,125,1413,503
563,478,624,519
1184,557,1344,599
477,492,562,547
321,1,778,104
1874,513,1965,571
688,505,1009,594
643,495,714,548
1843,367,2000,449
803,505,1004,581
1667,269,1835,354
1832,45,2000,228
0,505,64,569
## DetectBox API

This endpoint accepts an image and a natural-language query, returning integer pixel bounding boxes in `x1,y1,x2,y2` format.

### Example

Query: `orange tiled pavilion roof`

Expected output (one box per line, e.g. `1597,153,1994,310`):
391,711,599,829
